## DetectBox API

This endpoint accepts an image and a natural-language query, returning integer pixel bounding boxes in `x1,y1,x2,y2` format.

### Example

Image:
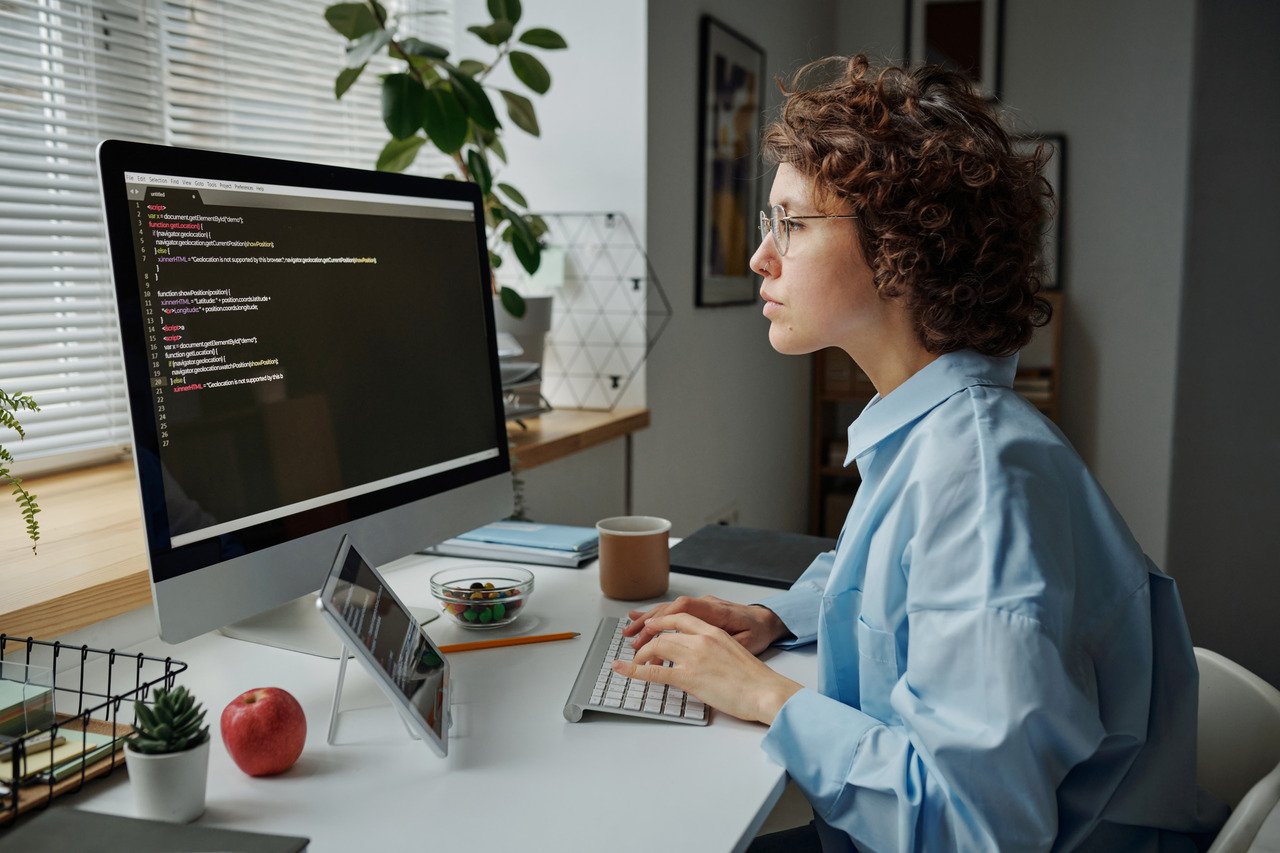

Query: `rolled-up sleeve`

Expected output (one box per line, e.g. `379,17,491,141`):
754,550,834,648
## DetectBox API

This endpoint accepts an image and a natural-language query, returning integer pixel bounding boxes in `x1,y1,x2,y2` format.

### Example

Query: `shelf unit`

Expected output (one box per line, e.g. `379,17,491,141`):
808,293,1064,537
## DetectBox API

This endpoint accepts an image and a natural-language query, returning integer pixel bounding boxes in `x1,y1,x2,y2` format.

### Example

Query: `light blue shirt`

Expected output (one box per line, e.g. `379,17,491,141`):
759,350,1227,852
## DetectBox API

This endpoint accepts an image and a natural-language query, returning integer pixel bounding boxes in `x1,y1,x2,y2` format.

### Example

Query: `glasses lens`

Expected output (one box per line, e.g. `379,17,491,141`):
771,205,787,255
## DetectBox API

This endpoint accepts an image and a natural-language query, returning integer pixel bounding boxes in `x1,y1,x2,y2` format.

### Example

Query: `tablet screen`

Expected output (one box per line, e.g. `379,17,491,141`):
328,544,448,740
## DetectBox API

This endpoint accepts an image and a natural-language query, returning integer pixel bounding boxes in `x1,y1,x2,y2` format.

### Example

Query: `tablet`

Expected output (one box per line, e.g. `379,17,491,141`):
316,535,450,757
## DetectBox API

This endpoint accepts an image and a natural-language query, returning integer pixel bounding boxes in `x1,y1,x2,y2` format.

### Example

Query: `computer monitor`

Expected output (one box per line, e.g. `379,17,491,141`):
97,140,513,655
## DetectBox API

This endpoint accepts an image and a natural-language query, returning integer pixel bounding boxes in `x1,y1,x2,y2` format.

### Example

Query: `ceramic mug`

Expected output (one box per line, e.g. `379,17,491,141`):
596,516,671,601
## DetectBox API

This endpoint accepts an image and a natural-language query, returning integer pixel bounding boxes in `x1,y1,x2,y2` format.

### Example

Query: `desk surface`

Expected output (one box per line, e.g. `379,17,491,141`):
59,554,816,853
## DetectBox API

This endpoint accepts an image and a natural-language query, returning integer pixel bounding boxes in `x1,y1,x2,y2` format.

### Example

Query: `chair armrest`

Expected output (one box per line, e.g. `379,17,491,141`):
1209,760,1280,853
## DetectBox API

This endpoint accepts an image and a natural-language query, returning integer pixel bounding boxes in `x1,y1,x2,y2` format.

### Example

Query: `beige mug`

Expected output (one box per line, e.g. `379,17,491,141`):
596,516,672,601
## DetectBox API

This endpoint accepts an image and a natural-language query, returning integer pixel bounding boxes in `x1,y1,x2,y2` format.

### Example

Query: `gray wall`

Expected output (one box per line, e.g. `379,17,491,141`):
640,0,838,536
835,0,1196,569
1167,0,1280,687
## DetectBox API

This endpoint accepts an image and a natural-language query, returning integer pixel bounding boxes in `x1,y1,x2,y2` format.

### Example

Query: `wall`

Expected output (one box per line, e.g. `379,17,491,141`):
640,0,838,536
1167,0,1280,687
452,0,648,524
833,0,1196,566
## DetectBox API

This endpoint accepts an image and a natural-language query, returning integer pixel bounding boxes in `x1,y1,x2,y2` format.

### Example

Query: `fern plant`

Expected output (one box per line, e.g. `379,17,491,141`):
129,685,210,755
0,389,41,554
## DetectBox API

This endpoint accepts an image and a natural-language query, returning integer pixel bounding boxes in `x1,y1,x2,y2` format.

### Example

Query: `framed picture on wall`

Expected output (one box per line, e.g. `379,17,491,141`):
696,15,765,307
1012,134,1066,290
905,0,1003,100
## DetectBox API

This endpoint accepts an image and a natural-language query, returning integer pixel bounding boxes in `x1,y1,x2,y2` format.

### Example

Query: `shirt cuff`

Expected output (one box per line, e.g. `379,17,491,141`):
761,688,879,818
754,586,822,647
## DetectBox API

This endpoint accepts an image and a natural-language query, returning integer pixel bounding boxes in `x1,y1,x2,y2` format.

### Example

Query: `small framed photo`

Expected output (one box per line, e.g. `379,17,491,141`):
1012,134,1066,290
906,0,1003,100
696,15,765,307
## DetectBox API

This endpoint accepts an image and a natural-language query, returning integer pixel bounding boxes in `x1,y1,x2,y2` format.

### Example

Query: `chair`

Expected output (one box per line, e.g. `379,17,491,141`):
1194,647,1280,852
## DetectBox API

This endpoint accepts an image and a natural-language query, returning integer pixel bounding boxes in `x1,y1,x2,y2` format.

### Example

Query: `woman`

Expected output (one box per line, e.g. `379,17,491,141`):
615,56,1227,851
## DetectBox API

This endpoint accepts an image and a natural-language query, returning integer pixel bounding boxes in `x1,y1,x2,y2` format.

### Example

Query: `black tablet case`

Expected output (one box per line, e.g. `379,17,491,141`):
0,807,309,852
668,524,836,590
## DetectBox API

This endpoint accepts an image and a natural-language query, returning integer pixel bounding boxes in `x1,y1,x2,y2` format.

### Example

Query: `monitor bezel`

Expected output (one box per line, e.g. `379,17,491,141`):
98,140,511,584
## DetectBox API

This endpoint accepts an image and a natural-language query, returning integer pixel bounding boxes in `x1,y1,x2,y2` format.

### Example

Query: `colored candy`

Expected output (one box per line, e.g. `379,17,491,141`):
438,577,526,629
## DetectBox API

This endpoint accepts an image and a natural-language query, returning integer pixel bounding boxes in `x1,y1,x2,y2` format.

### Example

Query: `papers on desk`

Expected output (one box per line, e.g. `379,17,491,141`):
0,729,120,784
423,520,599,568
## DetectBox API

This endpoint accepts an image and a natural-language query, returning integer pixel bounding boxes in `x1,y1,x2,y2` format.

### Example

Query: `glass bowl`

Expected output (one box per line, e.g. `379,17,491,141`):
429,566,534,629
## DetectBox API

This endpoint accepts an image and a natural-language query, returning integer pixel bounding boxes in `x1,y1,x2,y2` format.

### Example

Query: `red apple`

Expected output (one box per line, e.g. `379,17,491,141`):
220,687,306,777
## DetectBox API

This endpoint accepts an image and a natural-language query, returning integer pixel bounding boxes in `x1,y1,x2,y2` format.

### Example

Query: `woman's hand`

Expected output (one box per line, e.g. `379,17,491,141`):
622,595,789,655
612,612,802,724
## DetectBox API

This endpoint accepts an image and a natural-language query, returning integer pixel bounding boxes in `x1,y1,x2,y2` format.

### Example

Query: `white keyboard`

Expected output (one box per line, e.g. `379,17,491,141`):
563,616,709,725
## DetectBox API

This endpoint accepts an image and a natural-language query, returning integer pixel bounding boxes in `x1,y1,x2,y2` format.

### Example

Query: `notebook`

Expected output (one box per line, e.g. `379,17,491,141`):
668,524,836,589
0,807,309,852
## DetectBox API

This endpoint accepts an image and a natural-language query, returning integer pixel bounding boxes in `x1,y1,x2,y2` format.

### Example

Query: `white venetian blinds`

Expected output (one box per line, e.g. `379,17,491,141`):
0,0,453,470
0,0,160,463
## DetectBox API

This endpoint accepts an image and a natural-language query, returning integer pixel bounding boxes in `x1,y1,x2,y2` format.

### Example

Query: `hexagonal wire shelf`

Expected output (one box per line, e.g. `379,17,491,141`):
492,212,672,410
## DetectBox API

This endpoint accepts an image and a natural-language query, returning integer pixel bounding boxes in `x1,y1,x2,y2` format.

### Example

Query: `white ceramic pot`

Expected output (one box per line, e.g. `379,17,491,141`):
124,737,210,823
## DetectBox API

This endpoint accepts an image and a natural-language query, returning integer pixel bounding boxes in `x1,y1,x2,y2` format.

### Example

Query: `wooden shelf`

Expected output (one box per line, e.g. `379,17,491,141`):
0,407,650,640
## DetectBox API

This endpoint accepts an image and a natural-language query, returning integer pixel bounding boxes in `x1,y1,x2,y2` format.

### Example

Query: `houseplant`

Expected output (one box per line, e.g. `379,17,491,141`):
324,0,568,319
0,389,40,554
125,684,211,823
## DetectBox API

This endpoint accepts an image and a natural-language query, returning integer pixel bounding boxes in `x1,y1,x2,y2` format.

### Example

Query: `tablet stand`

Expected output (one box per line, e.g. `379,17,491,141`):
325,641,423,746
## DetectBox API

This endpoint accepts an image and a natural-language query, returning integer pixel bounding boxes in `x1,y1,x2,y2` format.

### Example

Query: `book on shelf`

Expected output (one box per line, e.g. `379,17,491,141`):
421,520,599,568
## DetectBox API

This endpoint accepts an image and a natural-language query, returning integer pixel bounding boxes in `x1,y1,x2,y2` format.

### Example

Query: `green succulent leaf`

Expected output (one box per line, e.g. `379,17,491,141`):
325,2,379,39
466,149,493,195
397,37,450,59
497,182,527,208
421,86,468,154
382,73,429,139
468,21,513,46
335,64,365,99
499,89,538,136
499,285,527,318
487,0,522,25
345,28,392,69
509,51,550,95
518,27,567,50
377,135,426,171
445,65,499,130
457,59,487,77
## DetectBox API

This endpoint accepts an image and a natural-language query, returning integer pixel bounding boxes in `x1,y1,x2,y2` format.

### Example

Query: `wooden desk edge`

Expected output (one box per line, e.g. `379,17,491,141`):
1,407,650,640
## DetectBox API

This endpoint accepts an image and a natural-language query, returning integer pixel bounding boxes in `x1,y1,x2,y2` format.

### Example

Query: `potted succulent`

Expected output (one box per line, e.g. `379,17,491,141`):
0,388,40,554
324,0,568,320
124,685,211,823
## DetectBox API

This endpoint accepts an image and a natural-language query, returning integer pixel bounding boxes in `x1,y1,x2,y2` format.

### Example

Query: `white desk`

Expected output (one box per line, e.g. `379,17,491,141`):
63,554,817,852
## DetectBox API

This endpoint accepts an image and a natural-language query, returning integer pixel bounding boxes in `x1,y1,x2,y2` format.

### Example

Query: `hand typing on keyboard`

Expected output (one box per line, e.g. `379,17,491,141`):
623,594,791,655
613,610,804,726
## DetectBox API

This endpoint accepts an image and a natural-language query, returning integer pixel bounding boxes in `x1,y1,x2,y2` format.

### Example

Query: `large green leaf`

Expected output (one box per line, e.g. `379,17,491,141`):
397,38,450,59
487,0,522,25
499,286,526,318
499,89,539,136
345,28,391,69
446,65,499,130
518,28,567,50
325,3,378,39
509,51,550,94
376,136,426,172
422,86,468,154
512,228,541,275
466,149,492,195
497,182,527,208
458,59,487,76
334,63,365,99
382,73,428,139
467,21,513,46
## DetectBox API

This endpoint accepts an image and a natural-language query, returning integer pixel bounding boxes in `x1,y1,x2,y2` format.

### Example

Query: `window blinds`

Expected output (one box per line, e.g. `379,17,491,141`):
0,0,453,470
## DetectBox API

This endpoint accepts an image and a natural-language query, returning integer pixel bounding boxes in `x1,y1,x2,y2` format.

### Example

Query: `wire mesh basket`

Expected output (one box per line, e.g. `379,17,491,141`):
0,635,188,826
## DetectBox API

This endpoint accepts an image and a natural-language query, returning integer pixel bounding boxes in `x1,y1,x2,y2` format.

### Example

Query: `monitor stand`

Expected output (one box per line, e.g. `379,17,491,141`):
218,593,439,659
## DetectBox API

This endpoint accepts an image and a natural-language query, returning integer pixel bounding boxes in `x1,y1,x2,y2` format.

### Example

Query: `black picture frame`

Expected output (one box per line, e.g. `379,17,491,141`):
695,15,765,307
905,0,1004,100
1012,134,1066,290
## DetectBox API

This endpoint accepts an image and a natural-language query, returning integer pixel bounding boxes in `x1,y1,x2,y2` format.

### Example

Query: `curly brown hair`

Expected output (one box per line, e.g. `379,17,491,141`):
762,55,1053,356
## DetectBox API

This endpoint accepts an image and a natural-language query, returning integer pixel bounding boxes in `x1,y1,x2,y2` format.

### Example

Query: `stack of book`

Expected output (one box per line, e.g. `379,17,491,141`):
423,520,599,568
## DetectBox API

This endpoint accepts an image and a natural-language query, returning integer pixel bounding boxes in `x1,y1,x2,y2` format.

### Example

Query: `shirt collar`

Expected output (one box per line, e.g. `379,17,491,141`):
844,349,1018,464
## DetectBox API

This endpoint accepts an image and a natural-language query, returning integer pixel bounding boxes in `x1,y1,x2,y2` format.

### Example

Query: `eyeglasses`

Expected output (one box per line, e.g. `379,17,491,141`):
758,204,857,256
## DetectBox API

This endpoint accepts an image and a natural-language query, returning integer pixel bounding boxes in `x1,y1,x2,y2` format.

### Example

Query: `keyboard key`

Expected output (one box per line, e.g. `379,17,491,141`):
604,695,623,708
623,697,643,711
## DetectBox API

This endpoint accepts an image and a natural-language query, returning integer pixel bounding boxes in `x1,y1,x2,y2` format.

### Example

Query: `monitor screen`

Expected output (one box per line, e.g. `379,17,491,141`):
98,141,513,650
